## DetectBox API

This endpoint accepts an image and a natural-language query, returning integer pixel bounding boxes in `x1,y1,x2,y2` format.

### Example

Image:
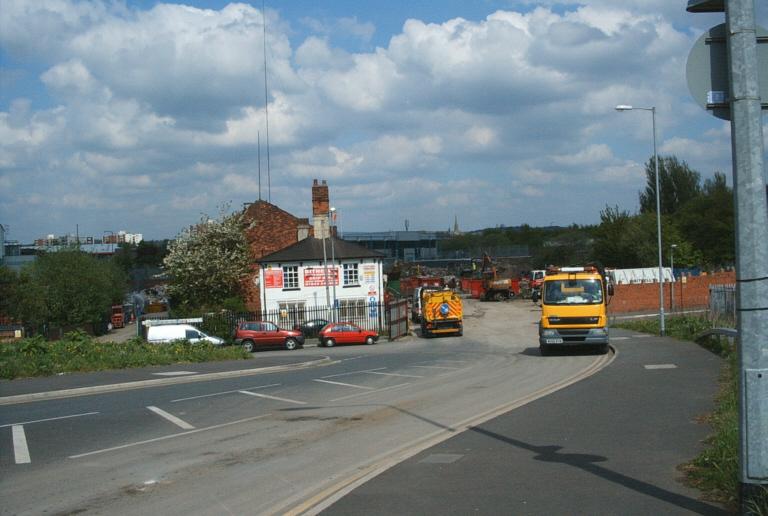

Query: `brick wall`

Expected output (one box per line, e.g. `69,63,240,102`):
608,270,735,314
241,201,309,312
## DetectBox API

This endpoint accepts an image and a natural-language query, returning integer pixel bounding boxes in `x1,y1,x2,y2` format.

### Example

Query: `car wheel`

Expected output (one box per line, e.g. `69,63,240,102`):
597,343,609,355
285,338,298,350
365,336,375,345
325,338,335,347
493,292,504,302
540,343,551,356
242,340,255,353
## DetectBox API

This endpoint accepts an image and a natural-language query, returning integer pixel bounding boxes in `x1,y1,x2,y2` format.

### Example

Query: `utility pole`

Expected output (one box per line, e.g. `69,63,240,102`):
687,0,768,509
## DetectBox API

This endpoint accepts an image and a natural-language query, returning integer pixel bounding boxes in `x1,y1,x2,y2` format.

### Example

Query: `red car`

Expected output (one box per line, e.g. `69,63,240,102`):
318,322,378,347
233,321,305,352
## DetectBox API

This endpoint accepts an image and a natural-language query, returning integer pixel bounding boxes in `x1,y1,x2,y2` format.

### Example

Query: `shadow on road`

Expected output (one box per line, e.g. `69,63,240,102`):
469,426,725,515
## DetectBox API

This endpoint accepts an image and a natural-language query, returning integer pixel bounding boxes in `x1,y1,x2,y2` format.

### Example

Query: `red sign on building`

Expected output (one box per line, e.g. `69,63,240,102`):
264,269,284,289
304,267,339,287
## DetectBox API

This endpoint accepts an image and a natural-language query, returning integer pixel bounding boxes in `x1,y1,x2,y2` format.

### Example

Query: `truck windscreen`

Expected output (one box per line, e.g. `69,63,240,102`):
543,279,603,305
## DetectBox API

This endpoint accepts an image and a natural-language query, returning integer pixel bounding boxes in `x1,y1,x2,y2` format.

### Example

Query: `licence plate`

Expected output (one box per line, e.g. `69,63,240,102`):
546,338,563,344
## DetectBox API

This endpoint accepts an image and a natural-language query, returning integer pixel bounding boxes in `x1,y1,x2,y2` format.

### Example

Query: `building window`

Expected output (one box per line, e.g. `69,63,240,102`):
279,301,306,325
283,266,299,289
338,298,366,320
343,263,359,286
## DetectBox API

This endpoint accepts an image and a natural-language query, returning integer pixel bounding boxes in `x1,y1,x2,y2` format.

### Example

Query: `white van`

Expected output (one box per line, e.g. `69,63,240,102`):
146,324,224,346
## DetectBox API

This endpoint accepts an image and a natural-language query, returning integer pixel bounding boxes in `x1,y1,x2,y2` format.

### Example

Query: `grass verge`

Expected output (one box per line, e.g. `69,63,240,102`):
0,331,251,380
615,315,767,514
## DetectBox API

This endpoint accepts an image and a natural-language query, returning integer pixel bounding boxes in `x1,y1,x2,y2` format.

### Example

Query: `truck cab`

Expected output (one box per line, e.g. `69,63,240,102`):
537,266,613,356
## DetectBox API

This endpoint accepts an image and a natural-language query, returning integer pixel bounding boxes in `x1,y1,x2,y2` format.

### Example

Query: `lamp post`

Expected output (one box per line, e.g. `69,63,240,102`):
329,207,337,322
670,244,677,312
615,104,665,335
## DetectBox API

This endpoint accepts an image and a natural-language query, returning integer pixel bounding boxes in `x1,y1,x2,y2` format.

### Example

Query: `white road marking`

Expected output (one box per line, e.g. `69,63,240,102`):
12,425,30,464
338,356,365,362
644,364,678,370
313,379,375,390
238,391,307,405
0,411,99,428
147,406,195,430
611,336,630,341
408,365,459,370
365,371,423,379
170,384,281,403
330,383,412,402
69,414,272,459
321,368,387,379
152,371,198,376
633,334,653,338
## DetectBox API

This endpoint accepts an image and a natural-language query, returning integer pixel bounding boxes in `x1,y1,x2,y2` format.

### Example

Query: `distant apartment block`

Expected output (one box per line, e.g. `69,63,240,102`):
34,230,143,247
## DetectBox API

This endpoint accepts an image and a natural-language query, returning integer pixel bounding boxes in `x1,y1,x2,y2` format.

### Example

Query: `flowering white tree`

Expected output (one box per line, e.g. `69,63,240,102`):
163,207,252,308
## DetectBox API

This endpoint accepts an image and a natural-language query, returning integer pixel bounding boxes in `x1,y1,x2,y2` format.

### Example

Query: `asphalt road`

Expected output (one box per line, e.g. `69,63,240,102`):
0,299,712,515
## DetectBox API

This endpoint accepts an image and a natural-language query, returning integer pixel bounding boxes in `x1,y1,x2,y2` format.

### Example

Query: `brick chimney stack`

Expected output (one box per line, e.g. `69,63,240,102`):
312,179,330,238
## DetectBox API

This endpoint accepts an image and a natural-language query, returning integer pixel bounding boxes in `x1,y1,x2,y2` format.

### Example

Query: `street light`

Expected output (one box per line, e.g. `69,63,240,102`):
321,219,331,316
615,104,666,335
670,244,678,312
329,207,337,322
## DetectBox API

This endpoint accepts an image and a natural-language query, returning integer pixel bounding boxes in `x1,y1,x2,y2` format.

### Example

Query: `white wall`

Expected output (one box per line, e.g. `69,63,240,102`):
260,257,383,312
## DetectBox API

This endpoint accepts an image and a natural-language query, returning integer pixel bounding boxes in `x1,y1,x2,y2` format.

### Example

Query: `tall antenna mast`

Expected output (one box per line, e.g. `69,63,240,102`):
257,130,262,201
262,0,272,203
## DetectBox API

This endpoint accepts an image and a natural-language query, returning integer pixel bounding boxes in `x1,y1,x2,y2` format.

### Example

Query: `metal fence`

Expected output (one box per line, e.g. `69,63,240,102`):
139,301,397,341
709,284,736,324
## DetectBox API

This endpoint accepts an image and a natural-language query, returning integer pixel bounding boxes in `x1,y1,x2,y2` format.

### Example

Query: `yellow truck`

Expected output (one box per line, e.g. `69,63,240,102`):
420,289,463,338
535,266,613,355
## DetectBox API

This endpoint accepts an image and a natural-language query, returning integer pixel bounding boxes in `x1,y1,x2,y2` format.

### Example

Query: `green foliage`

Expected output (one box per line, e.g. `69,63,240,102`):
592,157,733,269
163,207,252,308
0,266,18,318
0,331,250,379
11,249,126,328
640,156,702,215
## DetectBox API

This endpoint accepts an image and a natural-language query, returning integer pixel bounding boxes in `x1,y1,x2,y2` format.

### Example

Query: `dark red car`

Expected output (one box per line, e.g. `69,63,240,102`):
318,322,378,347
233,321,305,352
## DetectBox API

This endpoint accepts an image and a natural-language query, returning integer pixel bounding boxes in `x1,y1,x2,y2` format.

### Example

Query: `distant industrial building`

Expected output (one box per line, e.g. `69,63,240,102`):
342,231,443,262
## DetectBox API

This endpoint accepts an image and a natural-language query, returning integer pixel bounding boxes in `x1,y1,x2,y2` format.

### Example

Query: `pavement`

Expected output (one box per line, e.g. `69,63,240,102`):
321,329,728,515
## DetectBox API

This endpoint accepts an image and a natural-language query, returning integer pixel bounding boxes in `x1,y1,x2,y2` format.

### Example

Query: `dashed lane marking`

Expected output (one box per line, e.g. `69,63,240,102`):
365,371,423,379
69,414,272,459
147,406,195,430
330,383,412,402
12,425,30,464
0,411,99,428
238,391,307,405
170,383,281,403
321,368,387,379
152,371,198,376
313,379,375,390
644,364,678,370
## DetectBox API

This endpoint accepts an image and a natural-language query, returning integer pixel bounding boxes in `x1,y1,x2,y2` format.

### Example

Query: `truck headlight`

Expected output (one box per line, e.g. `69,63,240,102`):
541,329,557,337
590,328,607,336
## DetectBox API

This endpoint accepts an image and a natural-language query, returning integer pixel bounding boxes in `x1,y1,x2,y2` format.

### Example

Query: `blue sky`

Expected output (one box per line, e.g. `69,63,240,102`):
1,1,766,242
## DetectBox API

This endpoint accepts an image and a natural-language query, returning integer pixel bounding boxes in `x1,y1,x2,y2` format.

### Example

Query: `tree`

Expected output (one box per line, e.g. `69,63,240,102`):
676,172,734,267
640,156,701,215
0,266,18,319
592,205,641,268
163,208,253,309
14,249,126,328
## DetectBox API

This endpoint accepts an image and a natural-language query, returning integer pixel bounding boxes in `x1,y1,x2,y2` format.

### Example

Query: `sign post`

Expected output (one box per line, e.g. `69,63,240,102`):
687,0,768,509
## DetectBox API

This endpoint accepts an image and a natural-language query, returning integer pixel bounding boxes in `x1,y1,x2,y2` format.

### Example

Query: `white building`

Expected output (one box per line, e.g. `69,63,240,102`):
258,235,385,325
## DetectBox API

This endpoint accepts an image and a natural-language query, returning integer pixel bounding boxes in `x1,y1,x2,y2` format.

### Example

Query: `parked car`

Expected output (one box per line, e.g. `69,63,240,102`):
293,318,329,339
146,324,224,346
233,321,305,352
318,322,378,347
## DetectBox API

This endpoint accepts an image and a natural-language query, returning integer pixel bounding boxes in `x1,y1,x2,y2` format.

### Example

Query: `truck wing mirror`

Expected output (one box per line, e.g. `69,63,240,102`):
607,284,614,296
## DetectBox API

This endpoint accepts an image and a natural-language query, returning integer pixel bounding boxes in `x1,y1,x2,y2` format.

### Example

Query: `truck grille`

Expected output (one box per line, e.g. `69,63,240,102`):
548,317,599,325
557,329,591,342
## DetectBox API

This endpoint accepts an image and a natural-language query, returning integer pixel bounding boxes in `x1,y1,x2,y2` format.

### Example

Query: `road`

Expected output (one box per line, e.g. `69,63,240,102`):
0,299,612,515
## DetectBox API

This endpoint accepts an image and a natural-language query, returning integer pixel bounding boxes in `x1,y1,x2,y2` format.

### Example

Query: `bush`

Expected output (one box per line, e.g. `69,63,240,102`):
0,331,251,379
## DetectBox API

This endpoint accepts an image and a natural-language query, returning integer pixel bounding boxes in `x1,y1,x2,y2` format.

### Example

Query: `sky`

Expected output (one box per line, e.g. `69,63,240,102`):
1,0,767,242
